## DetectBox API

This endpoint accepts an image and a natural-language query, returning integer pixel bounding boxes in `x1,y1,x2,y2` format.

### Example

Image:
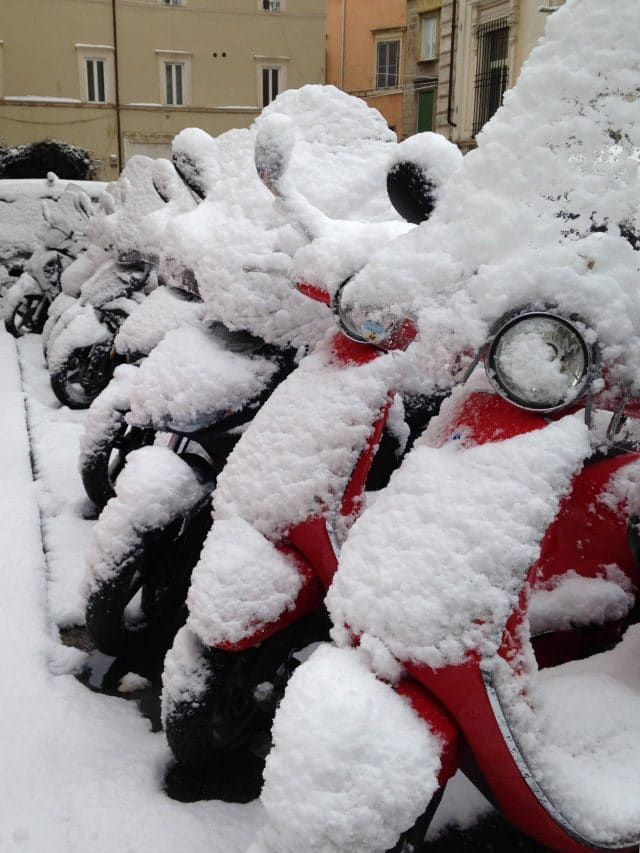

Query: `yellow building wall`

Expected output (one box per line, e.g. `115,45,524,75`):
0,0,326,179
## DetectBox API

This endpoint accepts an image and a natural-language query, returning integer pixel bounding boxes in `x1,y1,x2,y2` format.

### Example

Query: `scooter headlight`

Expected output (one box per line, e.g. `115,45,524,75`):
486,311,597,413
333,280,403,346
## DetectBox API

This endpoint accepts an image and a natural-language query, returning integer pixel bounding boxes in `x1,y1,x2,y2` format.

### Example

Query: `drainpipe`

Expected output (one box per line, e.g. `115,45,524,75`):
447,0,457,126
111,0,123,172
339,0,346,89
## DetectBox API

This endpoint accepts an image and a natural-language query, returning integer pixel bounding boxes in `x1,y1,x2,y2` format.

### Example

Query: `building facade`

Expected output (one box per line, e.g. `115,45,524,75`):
445,0,565,150
326,0,406,134
0,0,326,179
328,0,564,143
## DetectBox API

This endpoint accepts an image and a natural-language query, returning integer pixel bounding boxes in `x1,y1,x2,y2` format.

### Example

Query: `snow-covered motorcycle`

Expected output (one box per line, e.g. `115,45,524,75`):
159,115,462,802
4,184,92,337
249,2,640,850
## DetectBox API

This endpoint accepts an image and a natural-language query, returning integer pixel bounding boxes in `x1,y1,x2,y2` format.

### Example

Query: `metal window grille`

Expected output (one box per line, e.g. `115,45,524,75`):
376,40,400,89
86,59,106,103
472,17,509,136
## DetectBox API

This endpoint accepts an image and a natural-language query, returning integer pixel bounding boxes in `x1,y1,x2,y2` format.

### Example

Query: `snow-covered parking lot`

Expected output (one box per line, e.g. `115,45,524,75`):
0,330,263,853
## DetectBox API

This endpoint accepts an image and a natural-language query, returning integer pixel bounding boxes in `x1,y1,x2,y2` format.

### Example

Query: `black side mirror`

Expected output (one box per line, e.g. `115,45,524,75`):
254,114,295,196
172,152,207,201
386,160,438,225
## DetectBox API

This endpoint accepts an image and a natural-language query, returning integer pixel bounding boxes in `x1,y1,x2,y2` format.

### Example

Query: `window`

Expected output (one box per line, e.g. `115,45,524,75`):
86,58,106,103
376,40,400,89
472,17,509,135
77,45,113,104
165,62,184,105
420,15,438,61
262,67,280,106
261,0,283,10
162,0,183,5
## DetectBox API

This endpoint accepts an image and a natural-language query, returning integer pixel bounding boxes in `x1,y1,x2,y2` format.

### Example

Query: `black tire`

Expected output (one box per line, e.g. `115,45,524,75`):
4,293,49,338
164,610,331,768
81,416,156,509
50,338,115,409
85,494,213,657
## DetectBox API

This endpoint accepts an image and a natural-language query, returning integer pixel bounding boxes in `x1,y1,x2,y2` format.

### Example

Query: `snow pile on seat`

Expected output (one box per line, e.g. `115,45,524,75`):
249,644,442,853
127,324,278,431
528,568,635,635
186,517,304,647
114,285,205,358
491,623,640,845
328,413,591,669
83,446,209,595
341,0,640,397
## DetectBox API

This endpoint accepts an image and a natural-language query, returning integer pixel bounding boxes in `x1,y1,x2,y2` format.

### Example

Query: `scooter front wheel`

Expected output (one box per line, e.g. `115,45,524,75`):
81,415,156,509
4,293,49,337
162,611,331,769
85,493,213,657
50,340,114,409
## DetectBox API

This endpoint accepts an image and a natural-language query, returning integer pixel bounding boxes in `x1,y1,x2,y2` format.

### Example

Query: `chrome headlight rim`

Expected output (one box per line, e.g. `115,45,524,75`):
332,278,370,345
332,278,407,347
486,309,599,414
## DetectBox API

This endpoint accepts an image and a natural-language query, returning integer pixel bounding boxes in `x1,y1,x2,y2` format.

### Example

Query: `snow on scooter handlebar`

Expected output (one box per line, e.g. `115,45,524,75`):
250,2,640,852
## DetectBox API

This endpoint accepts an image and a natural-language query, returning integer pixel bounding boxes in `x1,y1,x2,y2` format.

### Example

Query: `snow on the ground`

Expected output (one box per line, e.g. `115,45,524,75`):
0,328,262,852
0,326,492,851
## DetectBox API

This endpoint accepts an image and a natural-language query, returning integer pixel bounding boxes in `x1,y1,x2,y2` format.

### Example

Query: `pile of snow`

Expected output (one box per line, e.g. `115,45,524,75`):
84,445,210,595
126,324,279,432
250,644,443,853
114,286,205,358
328,412,591,669
492,623,640,845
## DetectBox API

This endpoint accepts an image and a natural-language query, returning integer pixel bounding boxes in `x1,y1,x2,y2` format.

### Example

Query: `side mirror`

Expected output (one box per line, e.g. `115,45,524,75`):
254,113,295,195
386,133,463,224
387,161,438,225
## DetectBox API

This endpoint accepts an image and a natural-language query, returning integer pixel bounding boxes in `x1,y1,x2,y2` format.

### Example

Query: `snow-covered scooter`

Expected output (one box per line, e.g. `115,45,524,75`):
251,237,640,853
249,0,640,847
159,118,461,802
4,185,92,337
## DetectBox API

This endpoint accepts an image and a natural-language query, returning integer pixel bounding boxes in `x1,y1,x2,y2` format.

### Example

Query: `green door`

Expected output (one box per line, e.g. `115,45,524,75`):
417,90,435,132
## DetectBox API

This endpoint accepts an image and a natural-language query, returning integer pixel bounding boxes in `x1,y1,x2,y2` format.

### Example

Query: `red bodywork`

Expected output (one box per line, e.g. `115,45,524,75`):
396,389,640,852
218,328,393,652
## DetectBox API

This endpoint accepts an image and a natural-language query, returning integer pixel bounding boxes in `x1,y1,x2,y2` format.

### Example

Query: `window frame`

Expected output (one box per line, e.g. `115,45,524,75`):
162,0,184,5
156,51,191,107
76,45,114,105
259,0,284,11
255,58,287,107
420,13,439,62
375,37,401,90
85,57,107,104
164,62,184,106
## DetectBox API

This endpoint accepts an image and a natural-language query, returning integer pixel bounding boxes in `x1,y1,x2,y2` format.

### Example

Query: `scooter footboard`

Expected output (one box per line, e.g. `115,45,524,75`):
249,644,447,853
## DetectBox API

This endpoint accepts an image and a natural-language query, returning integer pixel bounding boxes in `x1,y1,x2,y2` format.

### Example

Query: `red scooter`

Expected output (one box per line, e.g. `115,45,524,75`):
160,120,462,802
250,234,640,853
